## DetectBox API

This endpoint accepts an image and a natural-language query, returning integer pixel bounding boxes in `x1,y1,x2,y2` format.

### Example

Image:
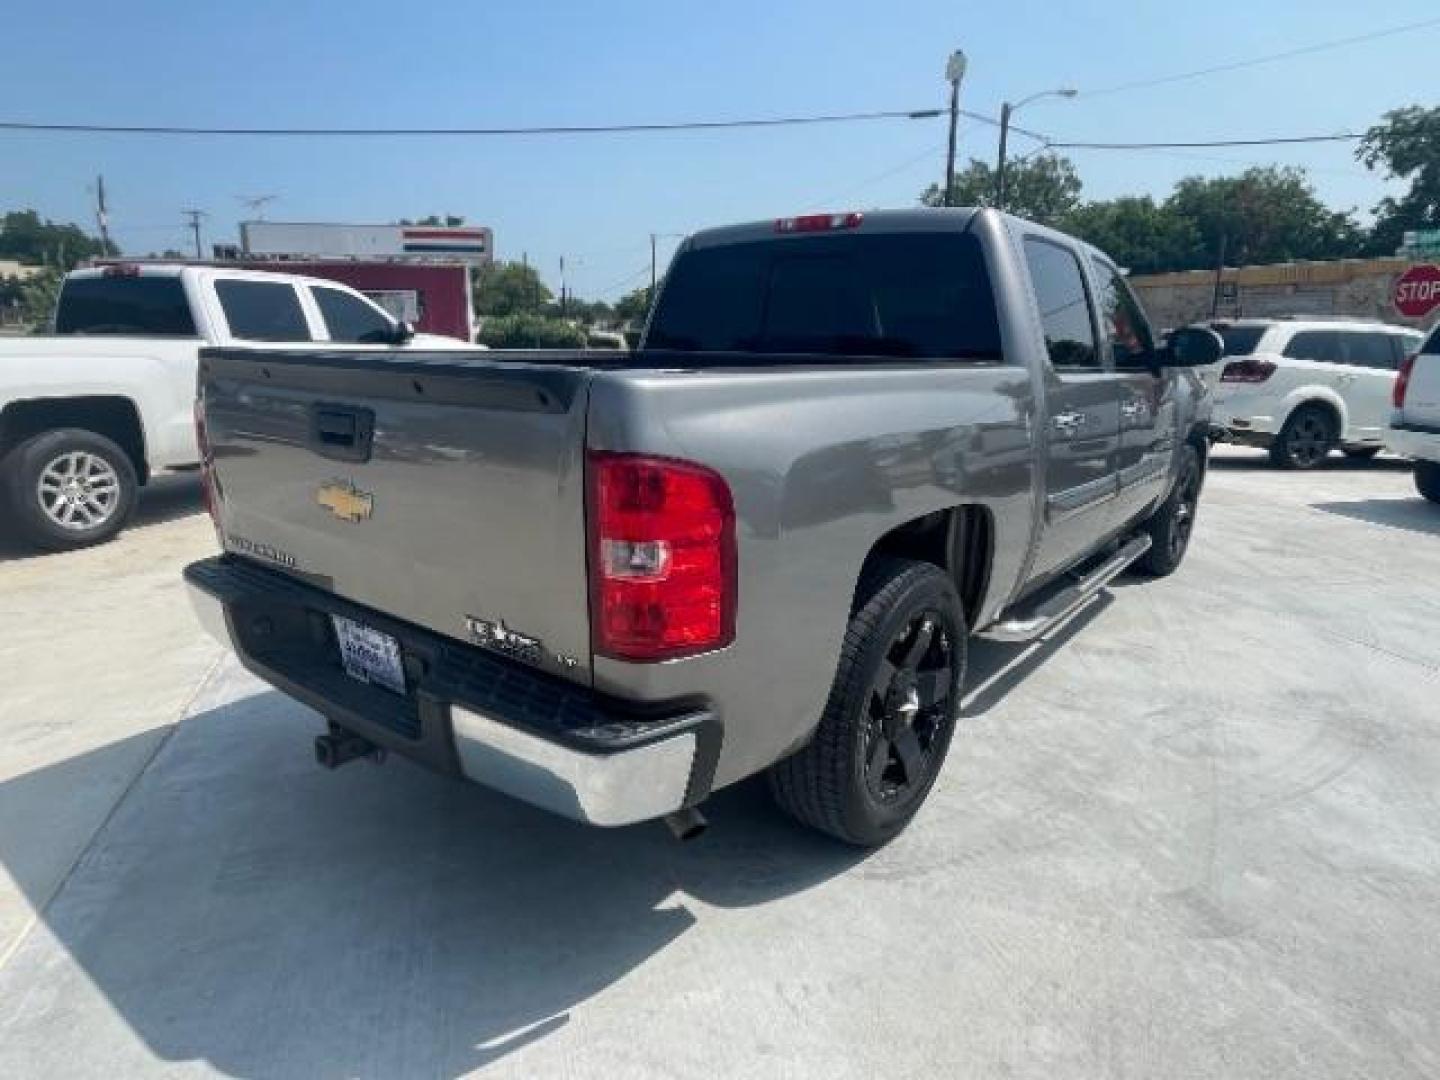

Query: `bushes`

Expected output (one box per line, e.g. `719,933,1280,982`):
476,313,586,349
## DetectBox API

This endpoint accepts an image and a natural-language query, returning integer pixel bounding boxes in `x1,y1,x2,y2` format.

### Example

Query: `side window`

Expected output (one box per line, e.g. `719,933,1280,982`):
215,281,311,342
1089,258,1155,366
1023,238,1097,370
1344,333,1397,371
1283,330,1341,365
313,287,396,344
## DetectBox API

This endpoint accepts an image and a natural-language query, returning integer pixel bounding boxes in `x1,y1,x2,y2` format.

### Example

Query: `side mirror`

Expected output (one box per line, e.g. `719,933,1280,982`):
391,320,416,346
1159,325,1223,368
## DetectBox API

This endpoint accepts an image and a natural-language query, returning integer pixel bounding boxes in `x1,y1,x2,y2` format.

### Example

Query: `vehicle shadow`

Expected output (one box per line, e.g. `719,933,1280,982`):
961,592,1112,718
1312,497,1440,537
0,687,866,1078
0,472,204,562
1207,451,1413,473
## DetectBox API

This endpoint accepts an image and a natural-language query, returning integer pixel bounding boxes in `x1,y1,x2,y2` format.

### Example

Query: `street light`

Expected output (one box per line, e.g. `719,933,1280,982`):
943,50,968,208
996,86,1077,210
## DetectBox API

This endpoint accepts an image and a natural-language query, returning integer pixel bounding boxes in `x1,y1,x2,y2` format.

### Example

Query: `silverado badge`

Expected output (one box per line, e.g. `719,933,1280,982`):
317,480,374,523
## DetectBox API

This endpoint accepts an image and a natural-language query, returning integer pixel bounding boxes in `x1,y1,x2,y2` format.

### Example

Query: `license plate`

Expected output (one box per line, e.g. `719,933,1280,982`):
331,615,406,695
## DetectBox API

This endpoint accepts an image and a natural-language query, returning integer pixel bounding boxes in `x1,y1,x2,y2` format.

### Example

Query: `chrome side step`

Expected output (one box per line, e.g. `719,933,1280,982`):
979,535,1152,643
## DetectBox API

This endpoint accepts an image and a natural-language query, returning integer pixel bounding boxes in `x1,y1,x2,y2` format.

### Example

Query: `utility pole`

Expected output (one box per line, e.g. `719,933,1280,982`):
943,50,968,207
182,208,206,259
995,104,1013,210
94,174,113,255
1210,233,1229,318
559,255,567,318
650,233,657,295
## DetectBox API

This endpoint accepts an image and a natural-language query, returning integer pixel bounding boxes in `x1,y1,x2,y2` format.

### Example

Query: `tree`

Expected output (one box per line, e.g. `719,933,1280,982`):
16,267,63,329
0,210,112,268
474,260,552,318
921,154,1082,226
477,313,586,349
1163,167,1362,268
1358,106,1440,255
614,283,657,325
1062,196,1201,275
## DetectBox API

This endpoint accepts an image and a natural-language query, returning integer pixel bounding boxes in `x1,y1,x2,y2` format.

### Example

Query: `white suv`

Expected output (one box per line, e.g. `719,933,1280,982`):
1208,319,1426,468
1387,325,1440,503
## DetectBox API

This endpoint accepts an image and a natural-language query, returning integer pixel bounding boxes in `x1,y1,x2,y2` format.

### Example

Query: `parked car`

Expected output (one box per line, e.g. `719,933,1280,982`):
1207,318,1425,468
1387,324,1440,504
0,263,470,550
184,208,1221,846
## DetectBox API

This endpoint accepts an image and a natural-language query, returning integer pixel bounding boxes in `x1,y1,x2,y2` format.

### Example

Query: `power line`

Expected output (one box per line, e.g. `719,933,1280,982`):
1048,133,1362,151
0,107,945,139
1081,16,1440,99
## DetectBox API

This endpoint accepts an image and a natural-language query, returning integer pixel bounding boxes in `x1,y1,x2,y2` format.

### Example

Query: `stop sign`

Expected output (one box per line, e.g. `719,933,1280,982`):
1394,264,1440,319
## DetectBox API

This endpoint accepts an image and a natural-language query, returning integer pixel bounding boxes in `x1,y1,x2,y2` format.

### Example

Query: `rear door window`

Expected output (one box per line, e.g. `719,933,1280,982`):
53,275,196,336
313,287,395,344
1022,238,1098,370
1342,332,1398,371
215,280,312,342
1282,330,1342,365
645,232,1001,361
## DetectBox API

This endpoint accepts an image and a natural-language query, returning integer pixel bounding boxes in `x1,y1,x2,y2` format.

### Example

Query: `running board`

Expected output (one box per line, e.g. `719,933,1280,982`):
979,535,1152,643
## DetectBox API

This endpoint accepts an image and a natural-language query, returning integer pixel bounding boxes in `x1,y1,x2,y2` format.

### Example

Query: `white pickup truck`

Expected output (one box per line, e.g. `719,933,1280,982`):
0,263,469,550
1388,325,1440,503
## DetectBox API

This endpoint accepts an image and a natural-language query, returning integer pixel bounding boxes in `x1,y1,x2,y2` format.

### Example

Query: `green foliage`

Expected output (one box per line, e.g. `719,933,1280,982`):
1060,196,1200,275
1161,166,1361,267
16,267,64,330
1358,106,1440,255
477,313,586,349
0,210,113,269
474,260,552,318
921,155,1082,226
614,283,657,325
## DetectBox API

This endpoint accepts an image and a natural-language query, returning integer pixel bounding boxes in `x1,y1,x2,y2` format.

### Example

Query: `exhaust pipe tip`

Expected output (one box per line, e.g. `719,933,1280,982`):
663,807,708,842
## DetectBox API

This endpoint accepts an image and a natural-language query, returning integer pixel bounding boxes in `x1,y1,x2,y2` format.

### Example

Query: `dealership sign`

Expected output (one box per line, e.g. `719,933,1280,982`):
1394,264,1440,319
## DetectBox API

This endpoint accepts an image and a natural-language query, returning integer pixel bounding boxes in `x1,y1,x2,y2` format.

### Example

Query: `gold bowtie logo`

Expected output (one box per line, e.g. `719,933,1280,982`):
317,480,373,522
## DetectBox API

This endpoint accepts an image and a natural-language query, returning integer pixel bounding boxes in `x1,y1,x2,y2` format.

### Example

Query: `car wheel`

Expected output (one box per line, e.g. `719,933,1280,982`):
1269,405,1337,469
1,429,138,551
1135,444,1202,578
768,558,967,847
1417,460,1440,504
1342,447,1381,461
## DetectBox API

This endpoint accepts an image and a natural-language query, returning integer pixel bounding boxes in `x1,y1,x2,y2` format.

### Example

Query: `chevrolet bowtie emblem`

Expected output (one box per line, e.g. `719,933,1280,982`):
317,480,373,522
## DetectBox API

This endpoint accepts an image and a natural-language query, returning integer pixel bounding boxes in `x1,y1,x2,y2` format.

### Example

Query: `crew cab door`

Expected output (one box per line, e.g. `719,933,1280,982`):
1088,257,1176,529
1021,235,1122,579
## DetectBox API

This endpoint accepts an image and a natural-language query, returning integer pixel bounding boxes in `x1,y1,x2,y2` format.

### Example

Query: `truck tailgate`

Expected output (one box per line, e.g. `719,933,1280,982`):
200,349,596,686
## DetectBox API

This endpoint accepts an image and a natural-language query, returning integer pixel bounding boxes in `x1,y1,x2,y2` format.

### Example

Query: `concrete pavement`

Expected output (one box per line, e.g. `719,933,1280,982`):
1,450,1437,1078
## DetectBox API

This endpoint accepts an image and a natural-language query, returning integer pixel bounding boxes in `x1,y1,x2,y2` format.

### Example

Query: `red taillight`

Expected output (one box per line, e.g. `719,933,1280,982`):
775,211,863,233
587,451,736,662
193,398,220,529
1220,359,1276,384
1394,352,1417,409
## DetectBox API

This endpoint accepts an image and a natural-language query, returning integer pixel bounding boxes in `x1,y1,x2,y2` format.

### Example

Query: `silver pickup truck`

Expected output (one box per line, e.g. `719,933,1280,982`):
185,208,1221,846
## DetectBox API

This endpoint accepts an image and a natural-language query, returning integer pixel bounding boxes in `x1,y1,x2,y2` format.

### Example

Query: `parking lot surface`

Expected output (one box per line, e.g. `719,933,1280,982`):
1,448,1437,1078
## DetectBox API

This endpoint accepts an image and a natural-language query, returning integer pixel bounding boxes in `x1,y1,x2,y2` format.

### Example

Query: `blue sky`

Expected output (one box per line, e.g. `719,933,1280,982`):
2,1,1436,299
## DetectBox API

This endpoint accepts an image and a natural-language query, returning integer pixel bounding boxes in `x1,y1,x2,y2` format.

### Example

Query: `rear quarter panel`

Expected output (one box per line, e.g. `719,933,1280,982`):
586,364,1038,786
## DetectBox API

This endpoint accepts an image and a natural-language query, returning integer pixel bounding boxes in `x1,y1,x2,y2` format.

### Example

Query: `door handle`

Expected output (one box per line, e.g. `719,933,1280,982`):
308,403,375,464
1121,401,1145,421
1052,411,1086,434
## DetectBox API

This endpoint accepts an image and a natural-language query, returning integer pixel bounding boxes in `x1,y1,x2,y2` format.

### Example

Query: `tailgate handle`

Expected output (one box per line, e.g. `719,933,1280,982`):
308,403,375,464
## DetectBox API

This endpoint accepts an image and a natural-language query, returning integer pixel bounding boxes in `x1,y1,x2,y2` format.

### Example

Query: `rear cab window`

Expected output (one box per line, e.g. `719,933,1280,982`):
645,231,1001,362
53,275,197,336
1021,237,1098,370
215,280,313,342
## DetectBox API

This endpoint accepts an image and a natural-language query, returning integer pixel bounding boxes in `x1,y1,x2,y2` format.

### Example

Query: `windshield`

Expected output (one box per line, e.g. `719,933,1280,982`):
647,232,1001,361
53,275,197,336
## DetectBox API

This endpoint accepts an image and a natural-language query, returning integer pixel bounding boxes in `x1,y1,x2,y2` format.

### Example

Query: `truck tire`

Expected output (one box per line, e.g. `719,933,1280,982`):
1,429,138,551
1134,444,1202,578
1269,404,1336,469
768,558,967,847
1417,460,1440,504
